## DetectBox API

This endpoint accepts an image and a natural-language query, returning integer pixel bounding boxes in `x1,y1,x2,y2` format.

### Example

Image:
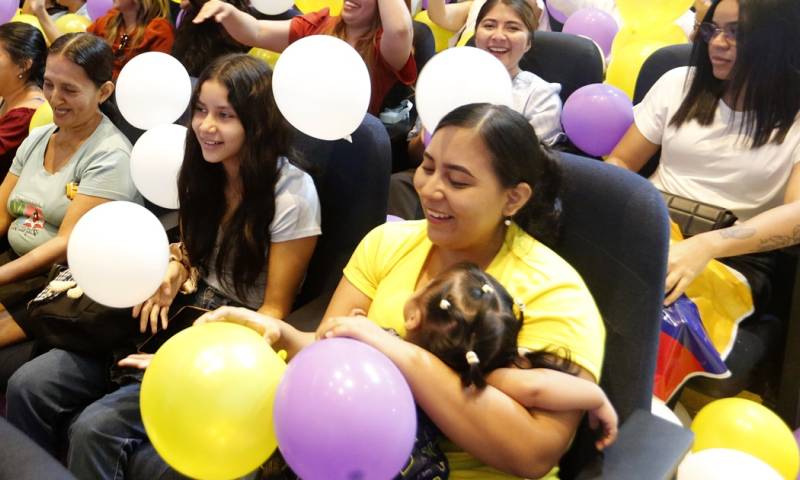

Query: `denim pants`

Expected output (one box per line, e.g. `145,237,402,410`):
5,283,240,480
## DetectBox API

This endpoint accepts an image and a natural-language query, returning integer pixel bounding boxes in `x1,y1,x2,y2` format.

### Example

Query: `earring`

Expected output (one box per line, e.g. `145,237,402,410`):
503,217,511,227
17,73,23,79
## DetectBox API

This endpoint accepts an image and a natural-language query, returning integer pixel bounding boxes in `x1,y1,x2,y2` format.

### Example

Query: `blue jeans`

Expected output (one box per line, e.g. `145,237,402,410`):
7,283,240,480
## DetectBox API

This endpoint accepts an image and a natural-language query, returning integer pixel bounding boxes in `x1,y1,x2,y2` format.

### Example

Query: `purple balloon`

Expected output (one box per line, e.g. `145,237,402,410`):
0,0,16,24
562,83,633,157
562,8,618,57
274,338,417,480
86,0,113,21
546,0,568,23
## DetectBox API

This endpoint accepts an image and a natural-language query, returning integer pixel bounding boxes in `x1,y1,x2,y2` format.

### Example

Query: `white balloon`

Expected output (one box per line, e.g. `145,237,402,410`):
678,449,783,480
272,35,370,141
116,52,192,130
68,201,169,308
651,396,683,427
251,0,293,15
415,46,513,133
548,0,581,18
130,124,186,209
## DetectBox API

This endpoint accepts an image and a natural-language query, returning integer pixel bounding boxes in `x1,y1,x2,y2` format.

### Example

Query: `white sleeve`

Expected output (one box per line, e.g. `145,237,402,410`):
633,67,690,146
524,84,564,146
270,165,322,243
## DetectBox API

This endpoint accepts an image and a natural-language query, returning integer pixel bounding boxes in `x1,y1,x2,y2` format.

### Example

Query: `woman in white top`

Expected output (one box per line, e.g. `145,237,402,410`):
608,0,800,307
473,0,563,145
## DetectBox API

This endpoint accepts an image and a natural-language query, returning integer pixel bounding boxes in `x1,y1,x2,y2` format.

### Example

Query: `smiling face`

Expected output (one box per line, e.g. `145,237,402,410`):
341,0,378,29
413,125,516,253
191,79,245,167
474,2,533,77
707,0,738,80
43,54,108,129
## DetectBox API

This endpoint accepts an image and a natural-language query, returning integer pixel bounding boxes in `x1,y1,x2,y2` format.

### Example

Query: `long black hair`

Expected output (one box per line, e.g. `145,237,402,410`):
0,22,47,88
178,53,292,299
435,103,563,245
172,0,251,78
407,262,575,389
48,33,120,122
670,0,800,148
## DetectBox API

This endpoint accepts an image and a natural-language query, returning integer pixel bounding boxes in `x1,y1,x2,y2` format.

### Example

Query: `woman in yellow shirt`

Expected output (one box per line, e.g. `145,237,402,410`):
204,103,606,479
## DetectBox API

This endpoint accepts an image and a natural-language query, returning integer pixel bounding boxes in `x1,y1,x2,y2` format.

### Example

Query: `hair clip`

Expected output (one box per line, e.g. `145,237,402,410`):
480,283,494,294
439,298,451,311
516,301,526,313
465,350,480,365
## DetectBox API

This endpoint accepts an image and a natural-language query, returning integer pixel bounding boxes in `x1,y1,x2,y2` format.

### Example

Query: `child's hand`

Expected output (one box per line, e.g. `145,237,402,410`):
319,315,395,351
588,396,618,450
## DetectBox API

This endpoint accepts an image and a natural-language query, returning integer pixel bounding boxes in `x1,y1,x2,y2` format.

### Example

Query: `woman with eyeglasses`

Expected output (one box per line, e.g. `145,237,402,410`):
28,0,174,80
608,0,800,389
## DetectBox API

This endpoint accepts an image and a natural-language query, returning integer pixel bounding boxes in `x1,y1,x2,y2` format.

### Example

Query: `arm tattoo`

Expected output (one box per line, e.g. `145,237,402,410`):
719,227,756,240
757,225,800,252
758,225,800,252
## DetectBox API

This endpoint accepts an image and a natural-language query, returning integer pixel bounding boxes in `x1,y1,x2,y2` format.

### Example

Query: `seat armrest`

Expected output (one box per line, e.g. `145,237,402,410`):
575,409,694,480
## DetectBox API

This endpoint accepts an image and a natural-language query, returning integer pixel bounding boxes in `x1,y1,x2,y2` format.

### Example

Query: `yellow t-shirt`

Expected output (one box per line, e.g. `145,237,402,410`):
343,220,606,480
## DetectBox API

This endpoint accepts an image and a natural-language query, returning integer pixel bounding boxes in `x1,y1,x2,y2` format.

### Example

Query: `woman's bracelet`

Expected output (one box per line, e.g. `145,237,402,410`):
169,243,199,294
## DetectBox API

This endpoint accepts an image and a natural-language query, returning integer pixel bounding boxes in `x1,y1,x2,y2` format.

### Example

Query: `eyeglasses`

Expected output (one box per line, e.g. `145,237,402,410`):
114,34,130,57
697,22,738,45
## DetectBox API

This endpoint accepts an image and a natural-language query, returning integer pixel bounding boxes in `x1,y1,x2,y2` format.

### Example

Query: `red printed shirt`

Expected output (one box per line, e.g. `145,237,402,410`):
289,9,417,115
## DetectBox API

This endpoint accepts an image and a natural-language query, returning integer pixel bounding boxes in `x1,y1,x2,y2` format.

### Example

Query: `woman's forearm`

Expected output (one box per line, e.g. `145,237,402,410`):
383,339,581,479
487,367,606,411
427,0,469,32
697,200,800,258
0,236,67,285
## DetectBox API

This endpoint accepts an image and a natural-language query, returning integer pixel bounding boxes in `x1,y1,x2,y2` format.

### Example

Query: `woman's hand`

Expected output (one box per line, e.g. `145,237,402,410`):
117,353,154,370
587,396,618,451
22,0,46,16
664,235,715,305
133,261,184,334
194,306,282,345
194,0,236,24
318,314,397,352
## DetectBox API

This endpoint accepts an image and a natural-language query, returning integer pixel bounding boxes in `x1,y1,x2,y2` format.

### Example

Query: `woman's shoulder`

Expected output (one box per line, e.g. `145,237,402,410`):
275,158,317,195
514,70,561,94
0,107,36,126
359,220,428,254
145,16,173,33
89,9,117,32
13,123,56,163
502,224,587,286
75,117,132,163
289,8,335,39
654,66,694,94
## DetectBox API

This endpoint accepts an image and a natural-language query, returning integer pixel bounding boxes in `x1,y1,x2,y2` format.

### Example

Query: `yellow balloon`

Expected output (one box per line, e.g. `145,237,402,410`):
140,323,286,480
691,398,800,480
294,0,342,16
54,13,92,34
606,25,688,99
617,0,693,27
413,10,455,53
248,47,281,70
29,102,53,132
10,13,44,34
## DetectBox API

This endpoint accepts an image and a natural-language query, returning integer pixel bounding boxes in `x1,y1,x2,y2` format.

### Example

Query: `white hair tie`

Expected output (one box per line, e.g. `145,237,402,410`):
465,351,480,365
